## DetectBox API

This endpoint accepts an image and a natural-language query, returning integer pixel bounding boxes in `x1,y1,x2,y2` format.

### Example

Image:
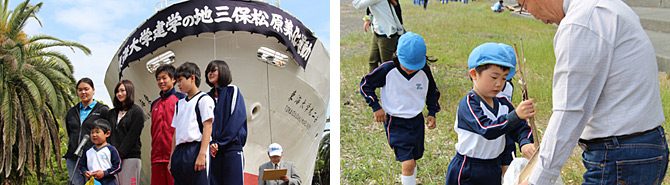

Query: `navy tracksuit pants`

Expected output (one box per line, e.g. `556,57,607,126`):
171,142,208,185
209,148,244,185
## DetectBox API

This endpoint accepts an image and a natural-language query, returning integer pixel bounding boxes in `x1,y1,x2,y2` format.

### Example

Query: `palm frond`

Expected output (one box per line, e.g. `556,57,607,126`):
7,1,41,39
16,105,26,175
29,51,73,72
27,39,91,55
24,65,56,109
17,74,42,108
18,87,40,144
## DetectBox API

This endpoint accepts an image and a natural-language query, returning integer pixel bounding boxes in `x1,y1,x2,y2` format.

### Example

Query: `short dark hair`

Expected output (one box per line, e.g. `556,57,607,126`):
205,60,233,87
155,64,177,79
176,62,201,87
113,79,135,110
474,64,510,74
92,119,111,133
77,77,95,90
392,54,400,68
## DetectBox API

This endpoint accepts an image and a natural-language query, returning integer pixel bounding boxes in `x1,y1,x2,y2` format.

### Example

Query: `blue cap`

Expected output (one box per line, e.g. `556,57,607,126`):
397,32,427,71
468,42,517,80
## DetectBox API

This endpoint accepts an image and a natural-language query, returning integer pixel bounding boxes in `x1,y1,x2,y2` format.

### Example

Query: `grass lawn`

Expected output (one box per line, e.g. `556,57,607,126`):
340,0,670,184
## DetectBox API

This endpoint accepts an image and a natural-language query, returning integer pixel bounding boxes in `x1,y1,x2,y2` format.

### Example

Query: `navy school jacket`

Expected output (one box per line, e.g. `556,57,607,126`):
359,61,440,118
454,90,533,159
208,85,247,151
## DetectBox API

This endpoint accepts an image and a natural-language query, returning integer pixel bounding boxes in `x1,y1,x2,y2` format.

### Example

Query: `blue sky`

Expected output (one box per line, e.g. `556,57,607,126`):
16,0,330,105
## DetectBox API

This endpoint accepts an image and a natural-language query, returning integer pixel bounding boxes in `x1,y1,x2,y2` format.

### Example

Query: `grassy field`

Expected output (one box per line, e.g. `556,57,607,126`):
340,0,670,184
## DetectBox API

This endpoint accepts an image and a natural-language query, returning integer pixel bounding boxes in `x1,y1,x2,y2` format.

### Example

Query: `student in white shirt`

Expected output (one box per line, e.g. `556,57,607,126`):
170,62,215,185
518,0,668,184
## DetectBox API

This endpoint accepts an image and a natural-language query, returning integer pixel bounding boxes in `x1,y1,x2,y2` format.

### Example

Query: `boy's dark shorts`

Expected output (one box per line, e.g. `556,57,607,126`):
446,153,502,185
383,113,425,162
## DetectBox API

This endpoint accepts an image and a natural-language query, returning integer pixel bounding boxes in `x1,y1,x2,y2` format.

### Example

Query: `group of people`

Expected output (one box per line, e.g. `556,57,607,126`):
63,60,252,185
64,76,147,185
355,0,669,184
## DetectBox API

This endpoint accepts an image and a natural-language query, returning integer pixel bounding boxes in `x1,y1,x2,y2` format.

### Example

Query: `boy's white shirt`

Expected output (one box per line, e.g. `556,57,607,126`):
352,0,404,37
380,68,429,118
85,145,113,172
497,82,513,101
171,92,215,145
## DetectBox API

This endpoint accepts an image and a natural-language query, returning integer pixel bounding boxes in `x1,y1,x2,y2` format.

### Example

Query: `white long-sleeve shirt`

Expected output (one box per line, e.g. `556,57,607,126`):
352,0,404,37
528,0,665,184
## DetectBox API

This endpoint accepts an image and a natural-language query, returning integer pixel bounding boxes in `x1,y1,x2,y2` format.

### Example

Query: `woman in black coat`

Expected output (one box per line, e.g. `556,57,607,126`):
64,78,110,185
108,79,146,185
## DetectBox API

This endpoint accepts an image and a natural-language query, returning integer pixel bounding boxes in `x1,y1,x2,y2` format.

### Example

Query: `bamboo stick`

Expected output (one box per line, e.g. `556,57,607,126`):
514,40,541,184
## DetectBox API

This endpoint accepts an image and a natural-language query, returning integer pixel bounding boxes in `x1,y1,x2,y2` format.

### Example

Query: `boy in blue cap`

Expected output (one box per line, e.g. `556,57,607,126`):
445,43,536,185
359,32,441,185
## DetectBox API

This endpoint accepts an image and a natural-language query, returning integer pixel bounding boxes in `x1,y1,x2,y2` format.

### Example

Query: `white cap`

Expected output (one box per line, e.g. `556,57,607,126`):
268,143,283,156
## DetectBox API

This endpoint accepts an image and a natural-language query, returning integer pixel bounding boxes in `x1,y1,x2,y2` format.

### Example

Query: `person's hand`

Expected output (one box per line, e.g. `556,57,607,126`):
194,153,207,171
426,116,436,129
373,109,386,123
84,171,92,178
210,143,219,157
280,175,289,182
168,158,172,171
93,170,104,179
516,99,536,119
363,20,371,32
519,179,529,185
521,144,536,159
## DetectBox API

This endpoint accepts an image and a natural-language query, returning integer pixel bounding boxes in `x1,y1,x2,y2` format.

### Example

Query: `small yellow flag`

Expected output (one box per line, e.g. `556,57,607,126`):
85,177,96,185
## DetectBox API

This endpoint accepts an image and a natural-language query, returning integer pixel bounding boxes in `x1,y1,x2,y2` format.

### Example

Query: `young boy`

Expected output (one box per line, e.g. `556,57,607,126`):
445,43,535,185
79,119,122,185
170,62,215,185
359,32,440,185
151,64,184,185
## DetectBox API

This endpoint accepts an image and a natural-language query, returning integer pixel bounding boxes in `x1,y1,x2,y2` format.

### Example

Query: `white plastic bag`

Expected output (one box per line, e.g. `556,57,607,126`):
502,157,564,185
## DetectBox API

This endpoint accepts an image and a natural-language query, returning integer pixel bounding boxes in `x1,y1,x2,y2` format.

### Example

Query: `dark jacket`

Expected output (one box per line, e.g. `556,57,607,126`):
208,85,247,151
109,104,146,159
64,102,110,159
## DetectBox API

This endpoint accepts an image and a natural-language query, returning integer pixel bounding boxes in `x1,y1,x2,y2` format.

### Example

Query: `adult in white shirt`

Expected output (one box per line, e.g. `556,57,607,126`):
517,0,669,184
353,0,405,72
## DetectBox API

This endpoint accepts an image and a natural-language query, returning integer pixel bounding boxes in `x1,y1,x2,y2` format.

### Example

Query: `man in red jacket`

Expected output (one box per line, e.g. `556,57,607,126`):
151,65,185,185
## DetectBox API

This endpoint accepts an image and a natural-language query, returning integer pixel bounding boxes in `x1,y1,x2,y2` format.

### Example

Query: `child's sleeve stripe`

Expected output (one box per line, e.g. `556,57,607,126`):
109,147,123,175
359,78,374,102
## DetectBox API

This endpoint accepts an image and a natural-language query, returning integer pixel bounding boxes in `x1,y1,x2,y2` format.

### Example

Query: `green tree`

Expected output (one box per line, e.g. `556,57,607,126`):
1,0,90,183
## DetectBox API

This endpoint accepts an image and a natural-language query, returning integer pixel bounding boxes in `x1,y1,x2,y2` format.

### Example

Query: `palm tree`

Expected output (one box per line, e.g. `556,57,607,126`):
1,0,90,183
